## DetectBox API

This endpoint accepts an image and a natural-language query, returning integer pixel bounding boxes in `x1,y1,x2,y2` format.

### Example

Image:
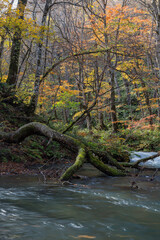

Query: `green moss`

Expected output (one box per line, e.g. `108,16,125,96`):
88,151,126,177
60,147,86,181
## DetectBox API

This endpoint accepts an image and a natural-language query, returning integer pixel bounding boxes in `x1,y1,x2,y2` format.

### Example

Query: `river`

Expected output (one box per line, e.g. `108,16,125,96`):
0,172,160,240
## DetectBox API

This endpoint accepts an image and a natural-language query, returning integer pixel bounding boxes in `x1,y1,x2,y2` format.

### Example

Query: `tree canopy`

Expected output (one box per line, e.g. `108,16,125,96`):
0,0,160,179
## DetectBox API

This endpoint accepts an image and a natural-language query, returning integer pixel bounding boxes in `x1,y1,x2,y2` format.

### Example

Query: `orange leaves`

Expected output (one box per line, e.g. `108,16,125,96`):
127,115,157,130
38,79,80,113
54,80,79,96
89,3,152,52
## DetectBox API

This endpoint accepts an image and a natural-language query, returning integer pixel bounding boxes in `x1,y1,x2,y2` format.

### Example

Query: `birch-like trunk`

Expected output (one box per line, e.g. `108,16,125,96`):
28,0,51,114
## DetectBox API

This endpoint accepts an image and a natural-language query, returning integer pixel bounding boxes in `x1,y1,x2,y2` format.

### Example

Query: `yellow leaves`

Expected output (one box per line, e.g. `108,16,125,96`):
121,72,129,81
83,70,110,98
54,80,79,96
84,88,92,93
0,1,44,43
38,79,80,112
116,61,130,72
84,70,94,84
136,105,148,110
73,110,84,120
14,73,35,104
133,87,148,92
1,75,7,83
132,80,140,84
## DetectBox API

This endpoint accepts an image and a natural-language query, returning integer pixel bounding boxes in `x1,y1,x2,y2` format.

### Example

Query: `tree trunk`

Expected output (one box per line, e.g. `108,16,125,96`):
28,0,51,114
98,112,105,130
6,0,28,87
110,70,118,132
140,79,153,126
86,112,92,130
152,0,160,76
0,122,126,180
102,1,118,133
63,109,68,124
60,147,86,181
123,78,132,118
0,37,5,79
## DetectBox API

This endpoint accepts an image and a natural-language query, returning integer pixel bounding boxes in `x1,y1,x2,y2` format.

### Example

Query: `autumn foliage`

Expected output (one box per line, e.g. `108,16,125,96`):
0,0,159,131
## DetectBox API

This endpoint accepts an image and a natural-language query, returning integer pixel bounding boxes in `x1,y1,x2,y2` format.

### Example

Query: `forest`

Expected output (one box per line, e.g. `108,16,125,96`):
0,0,160,180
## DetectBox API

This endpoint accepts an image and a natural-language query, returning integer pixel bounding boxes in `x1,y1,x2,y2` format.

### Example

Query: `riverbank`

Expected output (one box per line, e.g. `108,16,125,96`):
0,162,41,176
0,160,72,178
1,160,160,185
1,100,160,181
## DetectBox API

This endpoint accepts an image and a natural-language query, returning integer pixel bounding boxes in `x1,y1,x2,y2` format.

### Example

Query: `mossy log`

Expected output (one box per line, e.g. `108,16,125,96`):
88,151,126,176
0,122,126,180
93,150,125,171
60,147,86,181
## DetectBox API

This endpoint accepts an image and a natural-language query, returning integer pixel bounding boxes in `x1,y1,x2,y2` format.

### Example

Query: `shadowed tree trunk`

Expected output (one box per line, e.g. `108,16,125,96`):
109,70,118,132
0,37,5,79
6,0,28,87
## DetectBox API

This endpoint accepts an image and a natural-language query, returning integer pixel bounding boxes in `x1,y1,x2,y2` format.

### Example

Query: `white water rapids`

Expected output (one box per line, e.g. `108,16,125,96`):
130,152,160,168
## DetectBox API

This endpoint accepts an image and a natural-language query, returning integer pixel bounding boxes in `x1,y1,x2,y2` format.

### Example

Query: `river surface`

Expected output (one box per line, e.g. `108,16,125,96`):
0,174,160,240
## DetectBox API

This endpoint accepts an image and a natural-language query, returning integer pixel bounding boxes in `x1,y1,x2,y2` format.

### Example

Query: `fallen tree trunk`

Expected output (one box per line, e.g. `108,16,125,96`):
132,153,160,168
0,122,126,180
60,147,86,181
88,151,125,176
121,152,160,168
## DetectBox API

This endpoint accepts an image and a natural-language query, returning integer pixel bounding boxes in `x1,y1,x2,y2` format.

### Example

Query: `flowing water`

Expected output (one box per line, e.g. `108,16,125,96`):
131,151,160,168
0,173,160,240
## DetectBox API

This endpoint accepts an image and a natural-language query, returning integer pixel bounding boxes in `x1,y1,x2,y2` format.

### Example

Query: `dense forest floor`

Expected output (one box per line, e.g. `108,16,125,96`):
0,100,160,179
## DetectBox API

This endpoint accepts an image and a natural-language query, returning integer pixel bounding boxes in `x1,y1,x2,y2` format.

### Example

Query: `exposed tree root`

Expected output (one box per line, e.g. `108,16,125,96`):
0,122,127,180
